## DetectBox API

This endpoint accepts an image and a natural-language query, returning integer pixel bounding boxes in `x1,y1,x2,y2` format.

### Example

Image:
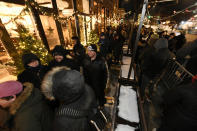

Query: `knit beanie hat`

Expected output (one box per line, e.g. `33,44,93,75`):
22,53,39,66
154,38,168,50
52,69,85,103
51,45,66,57
0,81,23,98
87,44,97,52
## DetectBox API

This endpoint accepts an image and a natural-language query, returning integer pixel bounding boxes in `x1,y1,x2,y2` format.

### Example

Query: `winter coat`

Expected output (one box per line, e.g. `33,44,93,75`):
98,38,110,58
73,43,86,67
0,83,53,131
17,65,47,89
176,39,197,62
160,82,197,131
73,43,86,59
185,54,197,75
53,85,96,131
41,67,97,131
140,38,172,79
47,58,79,71
0,108,10,131
112,38,123,60
82,54,108,106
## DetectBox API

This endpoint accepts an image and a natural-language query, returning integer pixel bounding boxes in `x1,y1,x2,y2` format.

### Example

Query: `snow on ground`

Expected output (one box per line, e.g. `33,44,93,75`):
115,124,136,131
121,56,134,79
118,86,139,123
122,56,131,65
121,65,134,79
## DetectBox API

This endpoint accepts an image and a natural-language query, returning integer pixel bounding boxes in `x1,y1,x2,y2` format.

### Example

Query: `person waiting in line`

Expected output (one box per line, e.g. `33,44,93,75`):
17,53,47,89
139,38,172,101
158,80,197,131
112,33,124,64
41,67,96,131
98,32,110,59
47,45,79,71
0,81,53,131
71,36,86,66
82,44,109,107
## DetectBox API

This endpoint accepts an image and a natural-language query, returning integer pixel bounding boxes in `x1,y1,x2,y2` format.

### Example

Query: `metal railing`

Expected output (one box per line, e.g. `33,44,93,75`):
158,58,194,89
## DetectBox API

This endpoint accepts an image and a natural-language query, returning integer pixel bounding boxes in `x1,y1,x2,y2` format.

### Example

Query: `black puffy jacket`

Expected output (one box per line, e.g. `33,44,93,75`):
82,54,108,106
47,58,79,71
160,82,197,131
17,65,47,89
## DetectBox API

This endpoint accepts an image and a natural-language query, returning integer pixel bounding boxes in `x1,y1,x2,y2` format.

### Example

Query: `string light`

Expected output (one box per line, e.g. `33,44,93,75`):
147,3,197,21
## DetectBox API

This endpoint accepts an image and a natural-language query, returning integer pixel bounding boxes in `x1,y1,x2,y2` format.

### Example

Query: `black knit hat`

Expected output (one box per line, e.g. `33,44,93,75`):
22,53,39,66
51,45,66,57
52,69,85,103
71,36,79,40
100,32,105,37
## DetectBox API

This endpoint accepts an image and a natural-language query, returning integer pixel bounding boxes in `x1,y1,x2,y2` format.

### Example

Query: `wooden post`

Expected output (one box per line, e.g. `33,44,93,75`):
100,4,102,32
104,7,106,32
89,0,93,30
97,2,99,34
84,16,88,45
0,19,18,61
51,0,65,46
26,0,50,51
72,0,81,38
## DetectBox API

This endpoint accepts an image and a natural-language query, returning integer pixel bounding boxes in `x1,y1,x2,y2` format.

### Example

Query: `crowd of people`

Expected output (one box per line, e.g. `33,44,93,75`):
0,26,126,131
133,26,197,131
1,23,196,131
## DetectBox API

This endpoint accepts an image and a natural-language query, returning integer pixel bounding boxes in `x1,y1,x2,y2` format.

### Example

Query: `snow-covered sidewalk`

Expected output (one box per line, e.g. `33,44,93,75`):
121,56,134,79
115,55,139,131
118,86,139,123
115,124,136,131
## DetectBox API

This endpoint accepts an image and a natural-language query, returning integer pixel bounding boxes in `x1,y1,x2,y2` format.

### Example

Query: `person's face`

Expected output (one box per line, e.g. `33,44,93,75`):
71,39,77,45
115,35,119,39
27,60,39,67
101,36,105,40
0,96,16,108
87,50,96,58
54,55,64,62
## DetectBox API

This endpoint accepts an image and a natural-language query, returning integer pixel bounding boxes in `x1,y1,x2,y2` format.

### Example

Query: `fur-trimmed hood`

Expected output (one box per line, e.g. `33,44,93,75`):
41,66,70,101
9,82,33,115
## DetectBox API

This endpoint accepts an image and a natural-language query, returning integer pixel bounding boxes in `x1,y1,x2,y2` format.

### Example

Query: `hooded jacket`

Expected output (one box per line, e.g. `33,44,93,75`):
17,53,47,89
0,83,53,131
48,46,79,71
42,67,96,131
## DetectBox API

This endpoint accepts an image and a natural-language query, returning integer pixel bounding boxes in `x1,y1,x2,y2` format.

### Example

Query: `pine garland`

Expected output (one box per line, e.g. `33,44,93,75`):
87,30,99,46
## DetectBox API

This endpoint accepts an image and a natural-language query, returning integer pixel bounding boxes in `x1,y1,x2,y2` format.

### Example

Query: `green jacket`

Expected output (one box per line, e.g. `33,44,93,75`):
1,83,53,131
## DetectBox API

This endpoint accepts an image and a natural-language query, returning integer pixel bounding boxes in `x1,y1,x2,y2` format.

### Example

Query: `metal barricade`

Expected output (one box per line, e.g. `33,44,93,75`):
160,58,194,89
